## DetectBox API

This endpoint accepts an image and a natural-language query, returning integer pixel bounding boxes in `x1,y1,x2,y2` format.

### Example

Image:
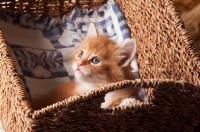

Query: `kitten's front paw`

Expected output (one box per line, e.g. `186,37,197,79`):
100,87,147,108
119,98,140,107
101,102,109,108
101,91,120,108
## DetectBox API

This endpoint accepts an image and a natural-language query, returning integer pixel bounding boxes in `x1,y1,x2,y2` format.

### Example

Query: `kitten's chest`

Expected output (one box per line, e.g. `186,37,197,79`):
75,82,97,94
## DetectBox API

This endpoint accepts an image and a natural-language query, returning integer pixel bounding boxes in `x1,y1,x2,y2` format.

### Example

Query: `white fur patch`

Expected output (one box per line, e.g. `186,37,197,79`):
101,91,117,108
79,66,91,75
76,81,97,93
72,62,78,71
119,98,139,106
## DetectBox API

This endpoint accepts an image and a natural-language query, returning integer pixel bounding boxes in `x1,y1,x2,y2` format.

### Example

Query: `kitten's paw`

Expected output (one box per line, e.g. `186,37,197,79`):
119,98,140,107
100,91,120,108
101,102,109,108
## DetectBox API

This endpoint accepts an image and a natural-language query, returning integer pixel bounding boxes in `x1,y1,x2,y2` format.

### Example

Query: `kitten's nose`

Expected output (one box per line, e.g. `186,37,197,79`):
78,61,83,67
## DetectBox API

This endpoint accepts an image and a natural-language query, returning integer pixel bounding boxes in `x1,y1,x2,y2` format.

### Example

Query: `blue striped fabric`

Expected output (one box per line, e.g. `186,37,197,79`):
66,0,131,44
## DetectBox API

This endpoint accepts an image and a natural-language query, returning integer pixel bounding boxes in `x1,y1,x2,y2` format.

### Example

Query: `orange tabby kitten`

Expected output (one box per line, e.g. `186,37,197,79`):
32,23,145,110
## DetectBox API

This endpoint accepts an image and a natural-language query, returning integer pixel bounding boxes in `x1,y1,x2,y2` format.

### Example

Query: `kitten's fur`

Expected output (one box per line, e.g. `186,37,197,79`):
173,0,200,51
32,23,144,110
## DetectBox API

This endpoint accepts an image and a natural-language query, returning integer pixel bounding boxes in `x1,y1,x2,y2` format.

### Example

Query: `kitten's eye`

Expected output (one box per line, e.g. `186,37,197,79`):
91,57,100,64
77,51,84,58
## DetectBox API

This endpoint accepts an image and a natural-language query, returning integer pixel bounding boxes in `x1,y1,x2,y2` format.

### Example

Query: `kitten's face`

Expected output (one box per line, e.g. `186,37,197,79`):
72,36,124,85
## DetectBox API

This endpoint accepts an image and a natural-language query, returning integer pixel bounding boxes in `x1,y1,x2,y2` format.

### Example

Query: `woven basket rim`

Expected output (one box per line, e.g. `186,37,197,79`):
31,78,199,118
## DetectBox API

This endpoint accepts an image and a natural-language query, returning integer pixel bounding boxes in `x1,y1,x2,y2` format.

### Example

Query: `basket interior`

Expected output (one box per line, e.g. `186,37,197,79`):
0,0,142,110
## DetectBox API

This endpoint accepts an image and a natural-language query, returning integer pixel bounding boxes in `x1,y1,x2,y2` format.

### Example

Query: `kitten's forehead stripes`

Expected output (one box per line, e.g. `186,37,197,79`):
88,53,99,60
74,36,122,64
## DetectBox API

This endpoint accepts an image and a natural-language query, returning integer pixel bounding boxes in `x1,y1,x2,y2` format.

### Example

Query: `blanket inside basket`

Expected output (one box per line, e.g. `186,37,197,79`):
0,0,142,106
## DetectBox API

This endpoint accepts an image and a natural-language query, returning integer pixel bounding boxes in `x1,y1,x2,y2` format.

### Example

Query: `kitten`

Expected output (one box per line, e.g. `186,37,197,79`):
32,23,145,110
173,0,200,51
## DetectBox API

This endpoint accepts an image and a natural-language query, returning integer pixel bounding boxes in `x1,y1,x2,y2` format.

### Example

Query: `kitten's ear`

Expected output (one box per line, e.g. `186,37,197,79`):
118,39,137,67
87,23,98,38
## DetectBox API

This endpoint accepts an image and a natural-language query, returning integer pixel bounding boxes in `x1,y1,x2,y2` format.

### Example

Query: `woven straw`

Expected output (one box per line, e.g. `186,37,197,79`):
115,0,200,85
0,0,107,17
0,0,200,131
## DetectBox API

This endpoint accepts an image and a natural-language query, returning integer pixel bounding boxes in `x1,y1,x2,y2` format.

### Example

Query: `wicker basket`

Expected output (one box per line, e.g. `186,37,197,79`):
0,0,200,131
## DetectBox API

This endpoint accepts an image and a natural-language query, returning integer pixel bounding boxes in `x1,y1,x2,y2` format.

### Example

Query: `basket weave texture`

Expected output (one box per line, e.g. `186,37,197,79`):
0,0,200,131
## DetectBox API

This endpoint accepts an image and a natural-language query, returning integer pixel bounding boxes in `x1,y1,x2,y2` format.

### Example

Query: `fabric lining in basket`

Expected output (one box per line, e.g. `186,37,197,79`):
0,0,143,109
0,0,200,131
